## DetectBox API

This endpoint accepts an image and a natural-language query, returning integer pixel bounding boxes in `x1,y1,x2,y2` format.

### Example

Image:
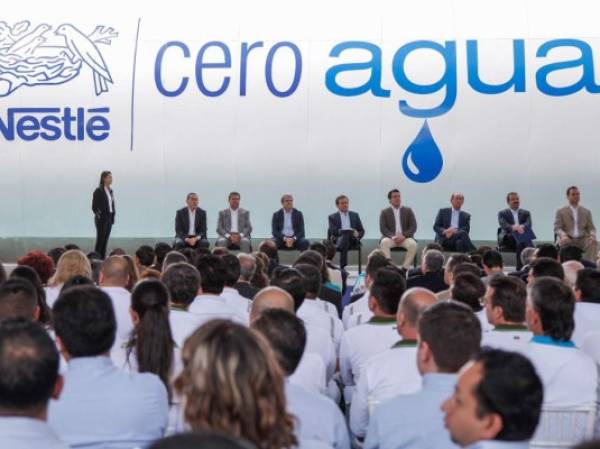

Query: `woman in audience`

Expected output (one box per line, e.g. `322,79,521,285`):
251,252,270,289
10,265,51,324
17,249,55,285
174,320,296,449
45,249,92,306
122,254,140,291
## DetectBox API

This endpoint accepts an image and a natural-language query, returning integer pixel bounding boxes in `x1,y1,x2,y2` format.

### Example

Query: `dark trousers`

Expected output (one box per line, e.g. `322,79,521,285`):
274,237,310,251
334,231,360,268
174,236,210,250
501,235,533,270
94,217,112,259
440,230,476,253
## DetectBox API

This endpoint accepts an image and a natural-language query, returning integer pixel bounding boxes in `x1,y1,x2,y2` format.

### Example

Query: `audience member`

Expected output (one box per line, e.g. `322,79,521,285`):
406,249,447,293
295,250,342,315
149,432,258,449
152,242,172,272
451,272,490,331
9,265,52,325
251,251,270,289
562,260,584,288
18,250,55,285
47,247,66,267
527,257,564,283
0,278,39,321
220,254,251,317
258,239,281,275
45,250,92,307
60,275,94,293
481,250,504,285
98,256,133,346
122,254,140,291
436,254,471,300
161,250,187,272
294,257,340,317
572,268,600,346
234,253,259,299
135,245,155,272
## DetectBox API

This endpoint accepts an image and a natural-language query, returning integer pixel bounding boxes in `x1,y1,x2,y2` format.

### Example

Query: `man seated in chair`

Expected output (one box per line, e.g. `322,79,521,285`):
328,195,365,269
174,193,210,250
271,194,310,251
433,192,476,253
215,192,252,253
379,189,418,269
498,192,534,270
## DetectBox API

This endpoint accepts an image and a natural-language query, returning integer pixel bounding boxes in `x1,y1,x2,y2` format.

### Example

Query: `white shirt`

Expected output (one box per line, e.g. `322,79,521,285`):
581,331,600,365
220,287,251,323
104,187,112,213
298,300,344,353
44,285,62,308
290,352,327,395
188,207,196,236
523,336,597,407
283,210,294,237
342,290,370,329
511,208,520,226
476,310,494,333
188,294,247,325
0,417,69,449
169,307,206,350
451,208,460,229
346,309,375,329
340,211,351,230
351,340,422,438
305,323,337,381
572,302,600,347
570,205,580,238
230,208,239,233
100,286,133,348
393,207,402,235
481,325,532,353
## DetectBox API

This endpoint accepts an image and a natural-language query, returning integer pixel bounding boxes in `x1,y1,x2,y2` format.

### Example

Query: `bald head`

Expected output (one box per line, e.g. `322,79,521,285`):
99,256,130,287
397,288,437,338
250,287,294,322
563,260,584,288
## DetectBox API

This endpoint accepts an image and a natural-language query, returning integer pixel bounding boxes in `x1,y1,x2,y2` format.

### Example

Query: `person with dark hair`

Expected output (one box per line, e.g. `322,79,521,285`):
173,320,297,449
451,272,490,332
99,256,133,347
343,253,391,328
161,250,187,272
216,192,253,253
294,250,341,316
118,280,174,398
220,254,251,317
364,301,482,448
87,251,102,261
497,192,535,270
174,192,210,250
379,189,418,268
9,265,52,325
149,432,258,449
152,242,172,272
135,245,155,272
482,275,531,351
555,186,598,261
109,248,126,256
17,250,55,285
270,267,306,311
534,243,559,260
234,253,259,299
434,192,476,253
271,193,310,251
572,268,600,346
252,309,350,449
436,254,472,301
64,244,80,251
527,257,564,283
48,286,168,448
407,249,448,293
91,170,115,259
258,239,281,275
481,250,504,284
0,278,39,321
251,252,270,289
188,255,246,324
352,288,436,439
341,266,406,409
47,247,66,267
60,275,95,293
524,277,597,407
558,244,583,263
328,194,365,269
442,348,543,448
0,319,67,449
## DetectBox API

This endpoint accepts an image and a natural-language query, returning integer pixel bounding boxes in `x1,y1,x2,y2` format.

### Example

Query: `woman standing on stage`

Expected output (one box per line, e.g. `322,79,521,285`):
92,170,115,259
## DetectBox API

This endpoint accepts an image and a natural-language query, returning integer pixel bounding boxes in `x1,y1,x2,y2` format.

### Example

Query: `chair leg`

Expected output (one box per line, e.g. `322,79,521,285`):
358,245,362,273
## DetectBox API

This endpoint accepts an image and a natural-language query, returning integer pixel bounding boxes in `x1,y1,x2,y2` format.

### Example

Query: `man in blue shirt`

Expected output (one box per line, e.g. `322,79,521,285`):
442,348,543,449
0,319,68,449
48,285,169,449
364,301,482,449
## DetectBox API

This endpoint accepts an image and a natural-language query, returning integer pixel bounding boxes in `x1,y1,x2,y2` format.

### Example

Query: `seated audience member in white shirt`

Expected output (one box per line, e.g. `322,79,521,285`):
98,256,133,348
524,277,598,408
352,287,436,439
442,348,543,449
364,301,482,447
253,308,350,449
343,254,390,329
219,254,251,320
340,266,407,405
250,286,331,395
188,255,247,324
572,268,600,346
0,319,69,449
48,286,169,449
451,271,493,332
482,275,532,351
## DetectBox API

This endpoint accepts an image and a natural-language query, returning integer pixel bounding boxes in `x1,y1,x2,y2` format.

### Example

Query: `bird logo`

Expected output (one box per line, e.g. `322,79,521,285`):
0,21,118,97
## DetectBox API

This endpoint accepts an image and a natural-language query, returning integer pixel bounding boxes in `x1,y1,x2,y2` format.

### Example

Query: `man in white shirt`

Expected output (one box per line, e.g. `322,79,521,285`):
48,286,169,448
98,256,132,348
174,192,209,250
352,287,436,439
215,192,253,253
524,277,597,408
442,348,543,449
341,266,407,406
572,268,600,346
482,275,532,352
253,309,350,449
364,301,482,448
219,254,251,320
0,319,68,449
188,255,247,325
554,186,598,260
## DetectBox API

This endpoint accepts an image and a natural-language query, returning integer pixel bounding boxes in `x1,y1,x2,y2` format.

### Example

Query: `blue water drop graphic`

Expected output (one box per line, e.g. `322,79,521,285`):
402,120,444,183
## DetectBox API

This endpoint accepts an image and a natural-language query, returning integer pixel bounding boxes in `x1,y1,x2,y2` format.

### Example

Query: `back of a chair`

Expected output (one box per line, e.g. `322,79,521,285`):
530,405,597,449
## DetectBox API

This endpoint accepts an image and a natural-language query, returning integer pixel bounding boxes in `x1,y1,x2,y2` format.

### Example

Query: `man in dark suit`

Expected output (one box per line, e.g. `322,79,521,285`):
174,192,210,250
327,195,365,268
498,192,534,270
271,194,310,251
407,249,448,293
379,189,418,268
433,192,476,253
